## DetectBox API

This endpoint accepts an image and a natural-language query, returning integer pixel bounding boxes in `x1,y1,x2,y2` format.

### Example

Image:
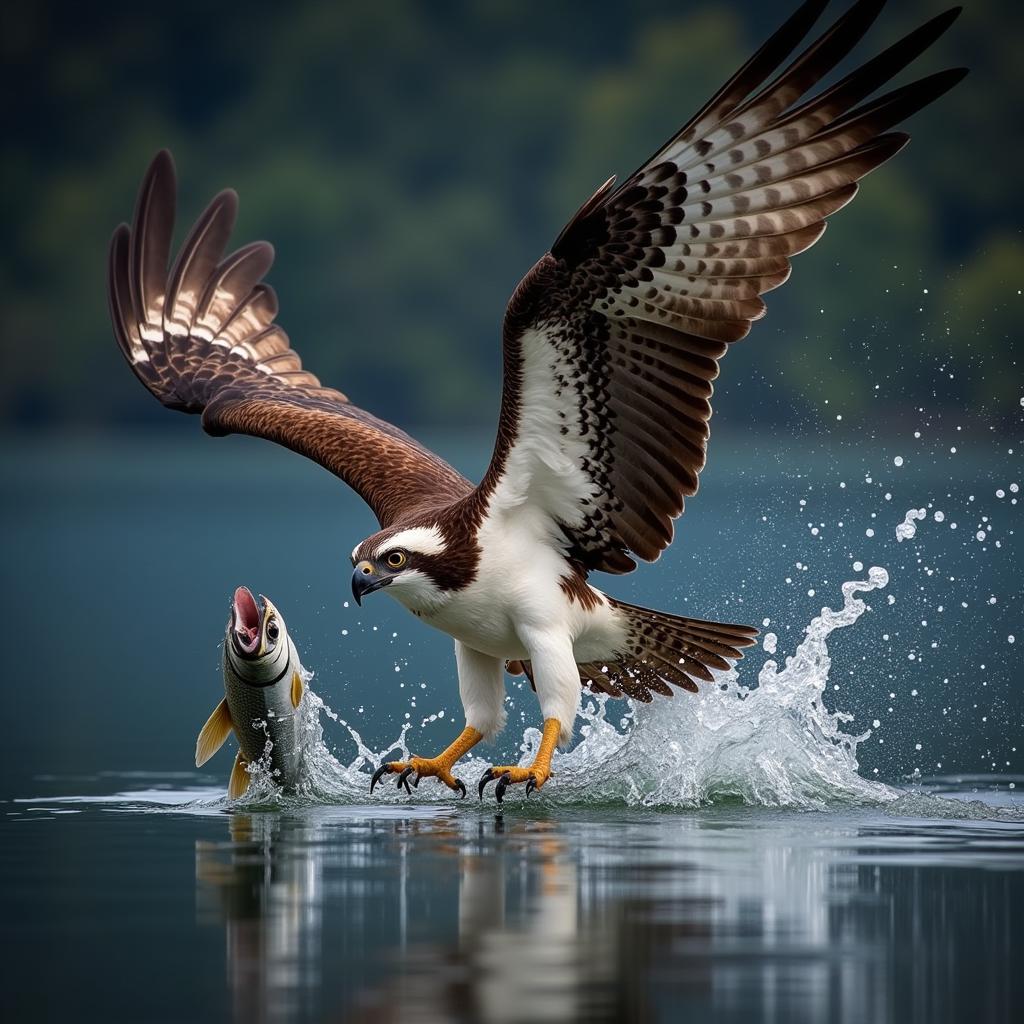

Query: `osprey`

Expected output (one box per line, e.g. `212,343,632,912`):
108,0,963,801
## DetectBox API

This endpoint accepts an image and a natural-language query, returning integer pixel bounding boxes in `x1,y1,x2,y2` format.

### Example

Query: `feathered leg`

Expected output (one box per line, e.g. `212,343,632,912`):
479,631,577,802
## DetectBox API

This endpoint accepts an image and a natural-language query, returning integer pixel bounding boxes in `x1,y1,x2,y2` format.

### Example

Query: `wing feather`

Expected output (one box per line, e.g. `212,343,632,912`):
477,2,964,573
165,189,239,340
109,152,469,526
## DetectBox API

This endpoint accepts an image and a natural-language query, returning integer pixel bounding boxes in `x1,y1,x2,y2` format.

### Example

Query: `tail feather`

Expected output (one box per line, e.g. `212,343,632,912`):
577,599,758,703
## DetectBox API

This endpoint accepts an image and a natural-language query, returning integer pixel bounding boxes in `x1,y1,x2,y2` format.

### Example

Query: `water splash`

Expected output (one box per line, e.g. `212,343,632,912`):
536,567,895,808
30,576,1020,821
228,568,899,810
896,507,927,542
226,665,387,806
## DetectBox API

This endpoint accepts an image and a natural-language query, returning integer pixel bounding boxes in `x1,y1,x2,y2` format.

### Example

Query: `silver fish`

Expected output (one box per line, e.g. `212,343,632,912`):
195,586,306,797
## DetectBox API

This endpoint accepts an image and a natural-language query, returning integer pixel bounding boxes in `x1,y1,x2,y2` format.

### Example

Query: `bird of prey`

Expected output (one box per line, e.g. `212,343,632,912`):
108,0,963,801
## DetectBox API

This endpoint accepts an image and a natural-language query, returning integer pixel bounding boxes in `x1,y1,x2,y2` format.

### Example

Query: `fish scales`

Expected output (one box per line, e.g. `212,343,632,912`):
224,636,303,784
195,587,308,796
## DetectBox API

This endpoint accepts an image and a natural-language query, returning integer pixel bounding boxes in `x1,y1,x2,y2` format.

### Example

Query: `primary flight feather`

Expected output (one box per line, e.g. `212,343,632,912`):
108,0,964,801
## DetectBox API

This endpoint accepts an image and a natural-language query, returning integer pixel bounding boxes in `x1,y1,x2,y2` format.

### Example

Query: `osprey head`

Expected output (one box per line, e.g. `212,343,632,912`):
350,525,451,614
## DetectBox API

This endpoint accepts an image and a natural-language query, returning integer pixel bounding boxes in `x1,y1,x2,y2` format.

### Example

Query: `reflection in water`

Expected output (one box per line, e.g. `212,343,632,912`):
194,805,1024,1024
197,815,325,1023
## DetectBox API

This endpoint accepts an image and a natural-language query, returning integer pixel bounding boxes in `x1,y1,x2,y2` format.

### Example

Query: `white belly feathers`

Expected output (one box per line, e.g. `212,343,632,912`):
416,506,628,663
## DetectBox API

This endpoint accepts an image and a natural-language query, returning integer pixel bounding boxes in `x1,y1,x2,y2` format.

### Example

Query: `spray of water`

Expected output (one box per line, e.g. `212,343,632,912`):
513,567,895,808
230,567,899,810
896,507,927,542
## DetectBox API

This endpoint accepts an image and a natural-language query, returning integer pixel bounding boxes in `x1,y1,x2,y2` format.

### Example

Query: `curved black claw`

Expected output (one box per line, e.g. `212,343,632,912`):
453,778,467,799
525,777,537,798
478,768,497,801
397,766,415,795
494,772,512,804
370,763,391,794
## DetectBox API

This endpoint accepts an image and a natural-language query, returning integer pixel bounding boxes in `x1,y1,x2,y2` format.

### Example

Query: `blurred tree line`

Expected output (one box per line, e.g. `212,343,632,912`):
1,0,1020,437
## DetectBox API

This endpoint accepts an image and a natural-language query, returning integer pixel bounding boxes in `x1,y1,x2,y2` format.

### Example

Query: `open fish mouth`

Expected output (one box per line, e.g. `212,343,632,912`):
230,586,262,659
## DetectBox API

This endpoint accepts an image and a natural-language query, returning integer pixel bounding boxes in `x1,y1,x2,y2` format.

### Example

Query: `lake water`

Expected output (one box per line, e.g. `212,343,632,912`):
4,780,1023,1023
1,434,1021,1021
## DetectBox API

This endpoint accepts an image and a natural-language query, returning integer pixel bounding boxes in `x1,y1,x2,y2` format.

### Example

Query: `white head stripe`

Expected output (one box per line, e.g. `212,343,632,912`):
374,526,446,559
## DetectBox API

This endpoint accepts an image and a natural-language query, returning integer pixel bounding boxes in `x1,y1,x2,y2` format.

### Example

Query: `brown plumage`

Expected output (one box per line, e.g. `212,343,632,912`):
108,155,470,529
108,0,963,713
477,0,965,576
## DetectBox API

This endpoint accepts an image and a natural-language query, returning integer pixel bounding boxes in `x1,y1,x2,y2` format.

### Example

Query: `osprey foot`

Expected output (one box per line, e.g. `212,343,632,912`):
477,718,561,803
370,757,467,797
478,764,552,803
368,726,482,799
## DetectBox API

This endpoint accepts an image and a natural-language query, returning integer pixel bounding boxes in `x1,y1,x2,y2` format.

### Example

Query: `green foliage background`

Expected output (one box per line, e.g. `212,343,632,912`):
2,0,1020,435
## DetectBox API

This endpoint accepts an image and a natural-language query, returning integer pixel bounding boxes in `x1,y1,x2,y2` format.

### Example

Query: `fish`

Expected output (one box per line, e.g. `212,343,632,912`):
195,586,307,797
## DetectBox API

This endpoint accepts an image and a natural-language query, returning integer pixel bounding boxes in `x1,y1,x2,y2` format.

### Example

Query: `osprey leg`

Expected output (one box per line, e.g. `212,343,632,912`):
370,726,483,798
478,718,560,802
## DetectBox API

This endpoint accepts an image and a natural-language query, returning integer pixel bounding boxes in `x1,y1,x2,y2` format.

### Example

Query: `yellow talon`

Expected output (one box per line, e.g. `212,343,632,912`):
410,756,463,789
485,764,551,787
370,726,483,797
479,718,560,802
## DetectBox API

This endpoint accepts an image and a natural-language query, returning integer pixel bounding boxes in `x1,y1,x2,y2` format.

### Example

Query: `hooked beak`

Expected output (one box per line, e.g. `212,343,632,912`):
230,586,262,658
351,561,394,605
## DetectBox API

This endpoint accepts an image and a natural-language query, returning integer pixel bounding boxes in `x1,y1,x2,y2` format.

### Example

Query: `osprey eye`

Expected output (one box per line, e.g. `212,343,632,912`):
266,620,280,641
386,550,406,569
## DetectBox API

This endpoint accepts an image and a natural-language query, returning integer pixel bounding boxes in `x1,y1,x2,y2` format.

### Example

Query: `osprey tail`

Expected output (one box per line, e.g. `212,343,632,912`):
577,599,758,703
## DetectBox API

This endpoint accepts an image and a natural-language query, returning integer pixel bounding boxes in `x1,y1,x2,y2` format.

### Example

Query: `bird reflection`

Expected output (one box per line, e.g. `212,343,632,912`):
382,819,622,1023
194,812,663,1023
316,815,632,1023
194,810,1024,1024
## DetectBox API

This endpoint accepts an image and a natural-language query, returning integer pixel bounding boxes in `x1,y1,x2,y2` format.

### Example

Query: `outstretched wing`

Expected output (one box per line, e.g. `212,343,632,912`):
475,0,964,574
108,151,470,526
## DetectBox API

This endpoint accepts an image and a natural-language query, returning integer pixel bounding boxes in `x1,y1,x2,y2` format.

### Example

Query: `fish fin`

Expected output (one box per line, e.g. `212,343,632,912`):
228,750,250,799
290,671,304,709
195,698,234,767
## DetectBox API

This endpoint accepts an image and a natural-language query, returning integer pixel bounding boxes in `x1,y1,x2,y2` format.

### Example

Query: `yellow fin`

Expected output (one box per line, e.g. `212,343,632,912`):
228,750,250,799
195,698,233,767
291,671,305,709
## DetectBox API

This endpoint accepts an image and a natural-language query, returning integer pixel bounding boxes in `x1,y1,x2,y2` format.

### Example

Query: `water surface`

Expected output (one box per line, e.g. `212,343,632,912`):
4,778,1022,1023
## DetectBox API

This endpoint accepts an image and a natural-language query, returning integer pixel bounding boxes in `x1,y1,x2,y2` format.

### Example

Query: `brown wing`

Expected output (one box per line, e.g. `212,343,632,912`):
108,152,470,526
476,0,964,574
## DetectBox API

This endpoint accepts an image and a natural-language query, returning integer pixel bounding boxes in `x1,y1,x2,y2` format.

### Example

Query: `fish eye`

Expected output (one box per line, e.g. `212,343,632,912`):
386,550,407,569
266,619,280,641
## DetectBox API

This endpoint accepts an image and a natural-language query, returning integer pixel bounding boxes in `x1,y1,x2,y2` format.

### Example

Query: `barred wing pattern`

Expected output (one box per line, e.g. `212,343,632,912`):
481,0,964,574
108,152,471,527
